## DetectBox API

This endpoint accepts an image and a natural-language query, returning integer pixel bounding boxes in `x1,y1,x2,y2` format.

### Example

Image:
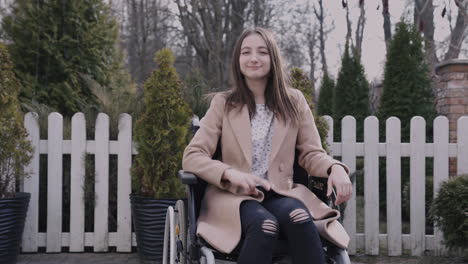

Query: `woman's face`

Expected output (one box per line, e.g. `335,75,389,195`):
239,33,271,81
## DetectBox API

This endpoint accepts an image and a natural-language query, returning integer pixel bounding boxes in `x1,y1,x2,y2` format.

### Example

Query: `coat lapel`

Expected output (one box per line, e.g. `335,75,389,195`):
269,115,289,165
227,105,252,168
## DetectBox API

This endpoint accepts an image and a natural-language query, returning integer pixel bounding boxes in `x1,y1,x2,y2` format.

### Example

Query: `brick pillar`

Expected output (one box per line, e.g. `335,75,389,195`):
435,59,468,175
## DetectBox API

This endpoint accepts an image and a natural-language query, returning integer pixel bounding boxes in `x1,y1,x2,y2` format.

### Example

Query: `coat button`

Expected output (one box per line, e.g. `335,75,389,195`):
279,163,284,172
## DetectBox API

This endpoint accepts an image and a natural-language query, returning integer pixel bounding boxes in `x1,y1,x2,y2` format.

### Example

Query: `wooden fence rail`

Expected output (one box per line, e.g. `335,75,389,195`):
20,113,468,256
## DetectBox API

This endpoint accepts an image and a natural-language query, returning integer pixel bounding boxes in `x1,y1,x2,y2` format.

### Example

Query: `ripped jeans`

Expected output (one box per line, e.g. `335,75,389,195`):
238,191,325,264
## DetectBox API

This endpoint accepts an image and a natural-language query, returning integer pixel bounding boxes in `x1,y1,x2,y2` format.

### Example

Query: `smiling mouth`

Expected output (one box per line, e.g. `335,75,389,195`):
247,66,261,69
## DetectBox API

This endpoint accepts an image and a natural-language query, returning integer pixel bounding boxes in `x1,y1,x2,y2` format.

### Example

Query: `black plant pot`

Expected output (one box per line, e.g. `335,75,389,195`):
130,194,177,264
0,192,31,264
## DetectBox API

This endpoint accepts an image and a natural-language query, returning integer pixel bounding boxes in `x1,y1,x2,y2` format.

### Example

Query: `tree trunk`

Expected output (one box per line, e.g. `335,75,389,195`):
355,1,366,59
307,25,318,104
414,0,438,67
345,4,352,46
444,0,468,60
315,0,328,75
382,0,391,51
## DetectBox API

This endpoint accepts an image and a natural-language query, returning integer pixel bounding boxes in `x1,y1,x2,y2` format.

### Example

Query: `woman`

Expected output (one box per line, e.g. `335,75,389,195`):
183,28,352,264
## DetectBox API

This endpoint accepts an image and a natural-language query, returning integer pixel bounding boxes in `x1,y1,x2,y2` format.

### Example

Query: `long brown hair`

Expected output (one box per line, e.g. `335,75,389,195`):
225,27,300,126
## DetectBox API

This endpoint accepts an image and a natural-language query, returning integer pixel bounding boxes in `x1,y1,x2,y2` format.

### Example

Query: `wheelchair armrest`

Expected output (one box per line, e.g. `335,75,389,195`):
178,170,199,185
309,176,331,205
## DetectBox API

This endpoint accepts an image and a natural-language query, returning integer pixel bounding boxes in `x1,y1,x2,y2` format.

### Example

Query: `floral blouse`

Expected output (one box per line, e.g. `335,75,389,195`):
250,104,274,180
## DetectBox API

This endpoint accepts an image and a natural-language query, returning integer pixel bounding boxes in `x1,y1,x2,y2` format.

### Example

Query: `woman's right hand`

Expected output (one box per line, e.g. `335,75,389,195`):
221,168,271,196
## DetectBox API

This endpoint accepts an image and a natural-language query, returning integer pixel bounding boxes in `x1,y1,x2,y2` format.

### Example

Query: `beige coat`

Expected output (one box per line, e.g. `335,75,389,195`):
182,88,349,253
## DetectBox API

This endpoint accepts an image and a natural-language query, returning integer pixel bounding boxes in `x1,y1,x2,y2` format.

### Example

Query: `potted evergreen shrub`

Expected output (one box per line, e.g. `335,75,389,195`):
0,43,33,264
130,48,192,263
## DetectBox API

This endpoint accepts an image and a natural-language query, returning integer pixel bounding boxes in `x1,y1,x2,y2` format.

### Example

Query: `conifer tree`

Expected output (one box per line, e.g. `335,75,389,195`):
377,22,436,217
132,48,192,198
1,0,127,116
317,73,335,116
289,67,328,150
334,44,370,141
377,21,436,142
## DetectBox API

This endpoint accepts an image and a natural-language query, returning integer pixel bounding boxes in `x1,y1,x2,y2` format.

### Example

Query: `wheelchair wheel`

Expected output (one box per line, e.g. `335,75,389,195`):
175,200,187,264
332,248,351,264
163,199,188,264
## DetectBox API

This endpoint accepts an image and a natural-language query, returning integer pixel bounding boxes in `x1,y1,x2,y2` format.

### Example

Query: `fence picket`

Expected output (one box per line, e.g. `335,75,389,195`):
386,117,402,256
70,113,86,252
457,117,468,175
364,116,379,255
116,114,132,251
94,113,110,251
433,116,449,255
410,117,426,256
22,113,40,252
341,116,356,254
46,113,63,252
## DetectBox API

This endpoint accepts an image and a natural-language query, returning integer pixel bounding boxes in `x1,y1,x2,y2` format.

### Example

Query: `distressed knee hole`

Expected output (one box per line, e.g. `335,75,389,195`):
261,219,278,235
289,208,310,224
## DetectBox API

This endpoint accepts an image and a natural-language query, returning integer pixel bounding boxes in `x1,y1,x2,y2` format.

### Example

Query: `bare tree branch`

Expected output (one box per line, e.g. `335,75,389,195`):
444,0,468,60
175,0,254,90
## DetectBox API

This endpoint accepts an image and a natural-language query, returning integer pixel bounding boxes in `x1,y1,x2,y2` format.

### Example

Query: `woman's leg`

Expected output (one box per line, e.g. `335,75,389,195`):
263,195,325,264
237,200,279,264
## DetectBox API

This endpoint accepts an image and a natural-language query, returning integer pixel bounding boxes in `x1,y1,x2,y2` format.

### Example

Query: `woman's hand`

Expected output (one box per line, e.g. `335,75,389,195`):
221,169,271,196
327,165,352,205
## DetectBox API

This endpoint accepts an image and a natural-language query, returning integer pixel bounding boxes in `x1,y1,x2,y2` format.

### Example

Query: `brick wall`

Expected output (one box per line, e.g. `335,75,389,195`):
435,59,468,175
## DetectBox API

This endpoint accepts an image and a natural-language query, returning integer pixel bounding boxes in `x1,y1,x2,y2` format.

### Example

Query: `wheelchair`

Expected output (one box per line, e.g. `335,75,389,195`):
163,124,351,264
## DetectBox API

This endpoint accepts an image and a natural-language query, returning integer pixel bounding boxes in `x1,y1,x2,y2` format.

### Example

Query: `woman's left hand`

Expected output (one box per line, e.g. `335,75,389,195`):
326,165,352,205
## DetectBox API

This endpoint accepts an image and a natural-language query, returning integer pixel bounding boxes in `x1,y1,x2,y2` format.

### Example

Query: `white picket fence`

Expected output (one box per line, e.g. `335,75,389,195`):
19,112,468,256
21,112,134,253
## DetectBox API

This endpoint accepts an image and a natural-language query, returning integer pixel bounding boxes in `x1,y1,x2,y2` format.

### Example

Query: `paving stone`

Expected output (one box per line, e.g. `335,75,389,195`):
18,253,140,264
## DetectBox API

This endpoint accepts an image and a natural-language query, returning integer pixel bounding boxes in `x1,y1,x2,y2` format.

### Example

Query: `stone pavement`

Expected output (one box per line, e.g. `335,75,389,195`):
17,254,247,264
17,253,465,264
18,253,140,264
17,254,238,264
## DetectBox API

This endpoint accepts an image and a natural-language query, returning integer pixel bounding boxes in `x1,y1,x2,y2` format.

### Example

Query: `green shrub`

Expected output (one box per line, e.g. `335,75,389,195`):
0,43,33,198
289,67,329,151
402,176,434,228
317,73,335,116
132,48,192,199
430,174,468,251
183,68,210,118
2,0,127,116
